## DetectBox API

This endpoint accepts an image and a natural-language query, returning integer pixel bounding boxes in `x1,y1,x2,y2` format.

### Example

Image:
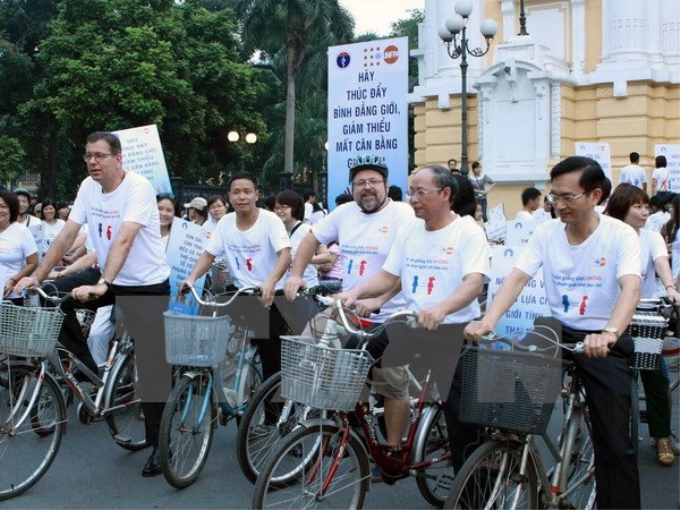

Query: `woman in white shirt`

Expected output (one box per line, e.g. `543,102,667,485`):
202,195,229,240
605,183,678,466
0,190,38,304
40,198,66,258
157,194,179,251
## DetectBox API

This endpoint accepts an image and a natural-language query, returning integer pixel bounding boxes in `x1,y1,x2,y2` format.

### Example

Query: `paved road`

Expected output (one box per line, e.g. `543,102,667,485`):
5,388,680,509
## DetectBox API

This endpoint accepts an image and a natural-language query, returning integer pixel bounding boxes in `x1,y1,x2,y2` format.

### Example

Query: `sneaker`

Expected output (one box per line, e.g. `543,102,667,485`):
656,437,675,467
370,465,384,484
251,424,272,438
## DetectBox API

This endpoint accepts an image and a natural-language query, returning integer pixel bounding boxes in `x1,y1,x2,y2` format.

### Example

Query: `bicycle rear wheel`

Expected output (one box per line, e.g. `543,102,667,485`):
237,372,311,484
0,363,66,501
104,354,147,451
444,440,538,510
562,404,596,509
253,422,370,509
414,404,452,508
159,372,215,489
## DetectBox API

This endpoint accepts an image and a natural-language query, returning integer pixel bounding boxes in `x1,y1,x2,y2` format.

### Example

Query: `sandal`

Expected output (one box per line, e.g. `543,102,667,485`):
656,437,675,467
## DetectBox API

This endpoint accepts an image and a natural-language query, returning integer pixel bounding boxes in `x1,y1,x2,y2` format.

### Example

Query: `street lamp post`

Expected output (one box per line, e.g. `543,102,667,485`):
439,0,498,176
227,131,257,172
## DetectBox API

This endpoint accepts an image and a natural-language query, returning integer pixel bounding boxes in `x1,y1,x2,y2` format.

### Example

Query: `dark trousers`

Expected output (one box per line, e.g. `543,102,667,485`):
55,277,171,447
562,326,641,509
639,358,672,438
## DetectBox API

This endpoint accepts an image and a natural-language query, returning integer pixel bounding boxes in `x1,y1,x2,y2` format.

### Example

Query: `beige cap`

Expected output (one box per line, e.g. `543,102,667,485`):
184,197,207,211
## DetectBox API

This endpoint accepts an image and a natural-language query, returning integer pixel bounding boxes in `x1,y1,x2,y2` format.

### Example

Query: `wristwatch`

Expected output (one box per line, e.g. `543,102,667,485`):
97,278,110,288
602,326,619,339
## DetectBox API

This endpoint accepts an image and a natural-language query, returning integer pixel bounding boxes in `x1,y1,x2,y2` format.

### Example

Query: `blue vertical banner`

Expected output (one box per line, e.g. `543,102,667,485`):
327,37,409,209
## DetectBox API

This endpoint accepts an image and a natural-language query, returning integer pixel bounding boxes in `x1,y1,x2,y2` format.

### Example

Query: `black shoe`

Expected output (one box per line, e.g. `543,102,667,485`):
142,447,162,477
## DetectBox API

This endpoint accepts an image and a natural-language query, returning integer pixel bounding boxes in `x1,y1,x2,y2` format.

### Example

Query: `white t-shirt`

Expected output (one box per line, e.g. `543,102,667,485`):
514,215,640,330
304,203,313,223
639,228,667,299
653,167,670,192
279,221,319,289
620,164,647,189
311,199,415,322
645,210,670,233
672,236,680,281
306,210,325,226
70,172,170,286
0,222,38,298
202,217,219,240
383,214,491,323
42,219,65,256
206,209,290,289
515,210,534,222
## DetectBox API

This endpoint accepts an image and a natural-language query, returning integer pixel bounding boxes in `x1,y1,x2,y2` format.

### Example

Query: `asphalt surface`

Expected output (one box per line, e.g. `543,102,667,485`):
4,379,679,509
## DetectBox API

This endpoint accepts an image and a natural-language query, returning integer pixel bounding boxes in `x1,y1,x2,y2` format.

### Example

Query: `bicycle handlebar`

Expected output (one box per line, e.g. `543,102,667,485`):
183,282,260,307
316,295,419,339
26,285,65,305
479,328,585,355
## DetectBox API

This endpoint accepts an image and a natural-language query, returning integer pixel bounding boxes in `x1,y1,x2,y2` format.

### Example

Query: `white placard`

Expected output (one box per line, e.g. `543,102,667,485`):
488,245,550,343
575,142,613,182
504,219,537,246
488,203,505,221
655,144,680,192
484,219,506,242
166,218,206,314
113,125,172,194
327,38,408,209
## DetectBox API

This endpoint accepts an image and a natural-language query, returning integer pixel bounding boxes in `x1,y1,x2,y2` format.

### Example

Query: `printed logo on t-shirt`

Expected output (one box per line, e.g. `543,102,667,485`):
379,226,389,234
561,294,590,315
246,258,254,271
592,257,606,267
347,259,368,275
443,246,454,255
410,275,436,295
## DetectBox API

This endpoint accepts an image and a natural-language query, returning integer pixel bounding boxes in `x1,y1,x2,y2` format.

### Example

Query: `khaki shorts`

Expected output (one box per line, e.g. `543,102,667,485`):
370,365,410,400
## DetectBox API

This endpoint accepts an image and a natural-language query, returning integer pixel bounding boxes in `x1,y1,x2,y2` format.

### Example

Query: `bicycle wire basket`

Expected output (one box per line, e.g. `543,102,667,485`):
0,301,64,358
280,335,374,411
163,311,231,367
459,346,564,435
629,310,667,370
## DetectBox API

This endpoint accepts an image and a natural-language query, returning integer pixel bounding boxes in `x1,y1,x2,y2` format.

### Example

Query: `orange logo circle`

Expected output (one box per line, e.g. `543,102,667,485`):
383,45,399,64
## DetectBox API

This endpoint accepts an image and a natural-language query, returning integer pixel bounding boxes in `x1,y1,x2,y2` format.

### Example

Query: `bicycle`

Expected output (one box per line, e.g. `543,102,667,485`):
236,296,425,486
443,329,598,509
0,288,146,501
158,283,263,488
251,300,452,509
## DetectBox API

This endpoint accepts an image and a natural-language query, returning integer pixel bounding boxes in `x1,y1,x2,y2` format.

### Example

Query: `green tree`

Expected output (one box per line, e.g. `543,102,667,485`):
19,0,267,197
0,135,24,183
390,8,423,93
228,0,354,177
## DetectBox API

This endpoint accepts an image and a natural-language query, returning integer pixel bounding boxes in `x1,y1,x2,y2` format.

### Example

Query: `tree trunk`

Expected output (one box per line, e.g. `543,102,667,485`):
284,40,297,177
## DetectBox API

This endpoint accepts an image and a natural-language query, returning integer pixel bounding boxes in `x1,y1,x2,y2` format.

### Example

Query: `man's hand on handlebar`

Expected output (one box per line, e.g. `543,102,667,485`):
178,279,194,296
284,275,306,301
583,331,616,358
464,319,495,344
71,282,108,303
418,305,447,331
14,276,41,295
259,280,276,309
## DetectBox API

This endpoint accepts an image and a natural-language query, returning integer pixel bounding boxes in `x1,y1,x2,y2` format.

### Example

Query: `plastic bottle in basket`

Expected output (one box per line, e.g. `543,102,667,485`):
663,334,680,368
318,324,341,349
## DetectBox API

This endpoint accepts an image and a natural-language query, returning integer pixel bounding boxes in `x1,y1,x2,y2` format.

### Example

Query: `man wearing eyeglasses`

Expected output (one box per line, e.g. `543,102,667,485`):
16,131,172,478
465,156,641,509
285,155,415,465
336,165,490,483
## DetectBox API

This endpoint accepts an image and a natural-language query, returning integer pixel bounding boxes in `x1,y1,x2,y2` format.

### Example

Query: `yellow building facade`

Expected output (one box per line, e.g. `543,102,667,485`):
411,0,680,218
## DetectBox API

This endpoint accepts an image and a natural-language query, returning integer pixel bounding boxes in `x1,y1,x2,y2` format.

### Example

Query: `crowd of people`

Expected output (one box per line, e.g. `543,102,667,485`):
3,133,678,508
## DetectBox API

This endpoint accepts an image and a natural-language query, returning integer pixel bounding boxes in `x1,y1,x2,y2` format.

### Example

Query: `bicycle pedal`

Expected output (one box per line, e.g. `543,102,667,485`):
113,433,132,444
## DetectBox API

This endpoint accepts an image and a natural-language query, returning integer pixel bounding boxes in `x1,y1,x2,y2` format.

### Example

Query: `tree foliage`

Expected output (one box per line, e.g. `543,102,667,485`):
0,135,24,182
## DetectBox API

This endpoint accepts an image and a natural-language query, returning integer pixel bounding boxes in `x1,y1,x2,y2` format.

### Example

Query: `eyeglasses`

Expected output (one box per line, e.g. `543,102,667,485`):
546,192,586,204
408,188,443,198
353,178,384,189
83,152,115,162
273,204,291,212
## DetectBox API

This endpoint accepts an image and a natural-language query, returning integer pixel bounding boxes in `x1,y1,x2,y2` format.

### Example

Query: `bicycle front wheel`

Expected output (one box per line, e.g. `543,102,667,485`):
237,372,312,484
415,404,453,508
444,440,538,510
253,422,370,509
104,354,147,451
562,405,596,509
0,363,66,501
159,372,215,489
